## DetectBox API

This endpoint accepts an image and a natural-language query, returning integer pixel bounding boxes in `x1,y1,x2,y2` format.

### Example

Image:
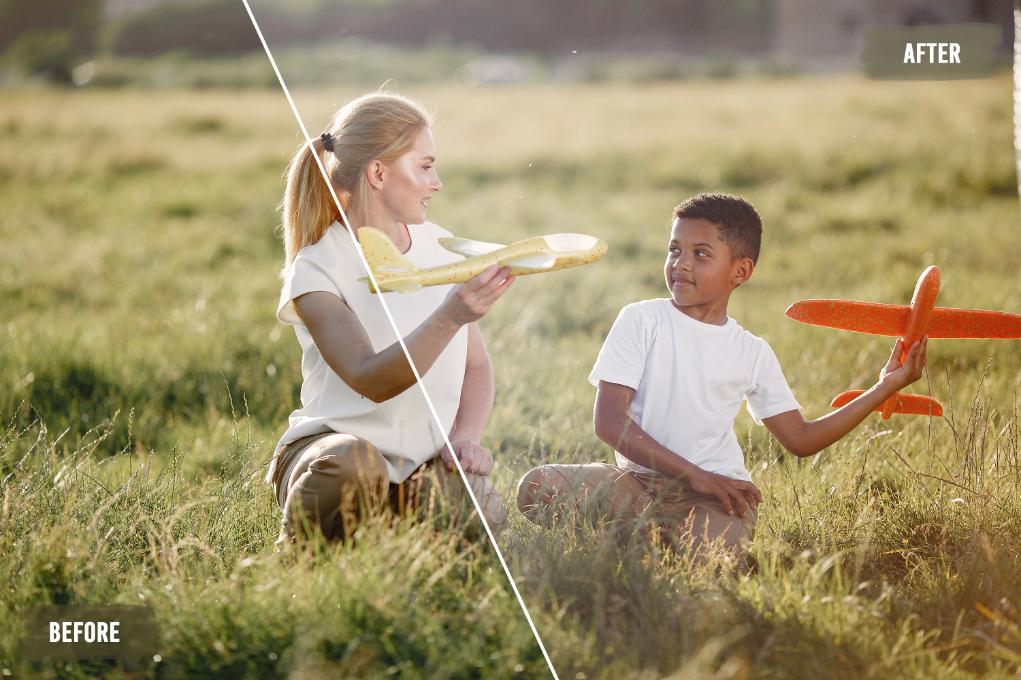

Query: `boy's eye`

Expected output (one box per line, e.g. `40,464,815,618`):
696,250,709,257
668,246,680,254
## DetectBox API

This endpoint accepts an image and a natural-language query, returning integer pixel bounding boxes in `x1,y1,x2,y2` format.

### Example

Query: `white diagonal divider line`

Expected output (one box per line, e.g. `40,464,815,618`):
240,2,559,678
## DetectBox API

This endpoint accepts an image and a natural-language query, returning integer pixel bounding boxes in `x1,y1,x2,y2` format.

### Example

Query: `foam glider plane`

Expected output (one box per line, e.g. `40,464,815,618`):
357,227,608,293
785,265,1021,419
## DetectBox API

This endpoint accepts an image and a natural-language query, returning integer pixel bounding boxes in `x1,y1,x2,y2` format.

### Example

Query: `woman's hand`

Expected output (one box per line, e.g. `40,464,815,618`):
879,337,928,392
437,266,515,328
687,468,762,518
440,439,495,476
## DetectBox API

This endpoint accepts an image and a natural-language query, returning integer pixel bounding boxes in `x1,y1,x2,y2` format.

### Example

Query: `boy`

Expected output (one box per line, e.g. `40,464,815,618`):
516,193,928,557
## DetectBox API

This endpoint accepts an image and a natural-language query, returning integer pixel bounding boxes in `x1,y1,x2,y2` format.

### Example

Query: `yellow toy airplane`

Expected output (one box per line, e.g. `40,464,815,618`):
357,227,608,293
786,265,1021,419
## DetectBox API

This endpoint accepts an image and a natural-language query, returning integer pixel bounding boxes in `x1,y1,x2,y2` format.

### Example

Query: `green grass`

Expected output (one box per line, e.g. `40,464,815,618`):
1,74,1019,678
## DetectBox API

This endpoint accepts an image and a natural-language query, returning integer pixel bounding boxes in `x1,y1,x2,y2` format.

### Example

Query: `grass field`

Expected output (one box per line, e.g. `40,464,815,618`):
1,74,1019,678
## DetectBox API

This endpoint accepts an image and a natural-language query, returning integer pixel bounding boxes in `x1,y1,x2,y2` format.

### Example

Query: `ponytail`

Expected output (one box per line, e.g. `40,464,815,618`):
280,138,340,268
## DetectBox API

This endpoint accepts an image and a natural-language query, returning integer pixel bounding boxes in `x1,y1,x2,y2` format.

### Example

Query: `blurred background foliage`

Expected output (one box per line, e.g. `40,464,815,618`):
0,0,1011,87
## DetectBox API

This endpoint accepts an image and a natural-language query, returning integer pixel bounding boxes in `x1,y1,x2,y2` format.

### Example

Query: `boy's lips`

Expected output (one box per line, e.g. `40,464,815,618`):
672,276,694,287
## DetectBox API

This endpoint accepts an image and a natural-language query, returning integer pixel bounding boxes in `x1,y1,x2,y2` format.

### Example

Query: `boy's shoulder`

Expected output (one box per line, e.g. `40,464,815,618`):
626,299,777,360
723,316,776,355
610,298,671,334
620,299,761,336
617,297,671,318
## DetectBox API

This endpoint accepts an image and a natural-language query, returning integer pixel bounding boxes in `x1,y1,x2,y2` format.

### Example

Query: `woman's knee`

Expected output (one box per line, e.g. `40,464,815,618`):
458,473,506,537
295,439,389,514
312,440,388,489
414,468,507,537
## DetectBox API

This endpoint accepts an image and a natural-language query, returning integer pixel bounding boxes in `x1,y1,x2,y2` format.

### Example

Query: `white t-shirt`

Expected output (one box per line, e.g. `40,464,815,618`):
268,221,468,485
588,298,801,481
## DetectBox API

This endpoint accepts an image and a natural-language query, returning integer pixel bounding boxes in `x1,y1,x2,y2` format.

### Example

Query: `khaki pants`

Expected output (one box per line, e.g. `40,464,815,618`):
273,432,507,544
516,462,756,557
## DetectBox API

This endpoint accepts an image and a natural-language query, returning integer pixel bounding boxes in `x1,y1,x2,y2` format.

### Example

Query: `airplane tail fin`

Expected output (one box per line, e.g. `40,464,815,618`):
830,390,943,418
357,227,422,293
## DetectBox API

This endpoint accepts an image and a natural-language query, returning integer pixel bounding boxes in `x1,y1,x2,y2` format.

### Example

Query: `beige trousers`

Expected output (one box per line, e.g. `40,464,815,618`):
273,432,507,544
516,462,756,557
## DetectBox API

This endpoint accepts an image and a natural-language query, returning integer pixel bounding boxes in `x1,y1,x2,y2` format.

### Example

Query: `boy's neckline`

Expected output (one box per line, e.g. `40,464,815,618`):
666,298,733,328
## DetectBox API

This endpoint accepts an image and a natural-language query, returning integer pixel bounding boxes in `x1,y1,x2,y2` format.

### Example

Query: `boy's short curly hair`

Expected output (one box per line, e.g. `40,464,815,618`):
673,193,762,264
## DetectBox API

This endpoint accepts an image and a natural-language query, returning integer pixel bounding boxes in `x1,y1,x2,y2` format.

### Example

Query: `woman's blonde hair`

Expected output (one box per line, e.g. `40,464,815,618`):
279,92,432,268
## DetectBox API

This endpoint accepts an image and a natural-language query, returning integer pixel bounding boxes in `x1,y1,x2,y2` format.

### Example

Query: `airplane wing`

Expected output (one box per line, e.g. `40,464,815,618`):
927,307,1021,338
438,236,507,258
785,300,910,336
499,254,557,269
440,236,560,269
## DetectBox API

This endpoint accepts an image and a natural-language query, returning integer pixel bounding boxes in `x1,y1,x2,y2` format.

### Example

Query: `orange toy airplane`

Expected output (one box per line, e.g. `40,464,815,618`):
785,266,1021,419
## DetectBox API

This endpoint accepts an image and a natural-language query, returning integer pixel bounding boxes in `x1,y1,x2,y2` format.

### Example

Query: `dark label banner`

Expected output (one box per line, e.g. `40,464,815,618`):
862,23,1002,80
17,605,159,662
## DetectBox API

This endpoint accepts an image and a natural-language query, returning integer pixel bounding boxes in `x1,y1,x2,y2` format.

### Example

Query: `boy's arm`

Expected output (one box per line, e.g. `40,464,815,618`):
763,337,928,457
594,381,762,517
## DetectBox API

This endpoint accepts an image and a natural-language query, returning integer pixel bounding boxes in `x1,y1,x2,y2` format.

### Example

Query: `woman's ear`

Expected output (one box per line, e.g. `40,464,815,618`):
366,159,385,190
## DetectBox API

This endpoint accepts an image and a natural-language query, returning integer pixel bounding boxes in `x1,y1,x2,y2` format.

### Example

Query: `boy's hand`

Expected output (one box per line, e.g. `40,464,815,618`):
879,337,928,392
441,439,494,476
687,468,762,518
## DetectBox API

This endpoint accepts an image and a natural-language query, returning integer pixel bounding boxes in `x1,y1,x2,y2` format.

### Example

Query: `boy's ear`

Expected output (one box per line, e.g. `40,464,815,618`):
732,257,755,287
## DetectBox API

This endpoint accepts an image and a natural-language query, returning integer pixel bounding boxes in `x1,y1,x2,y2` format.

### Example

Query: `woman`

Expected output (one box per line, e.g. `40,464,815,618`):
268,92,515,544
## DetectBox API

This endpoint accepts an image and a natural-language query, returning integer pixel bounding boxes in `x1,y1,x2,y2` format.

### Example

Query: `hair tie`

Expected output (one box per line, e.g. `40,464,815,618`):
320,132,334,153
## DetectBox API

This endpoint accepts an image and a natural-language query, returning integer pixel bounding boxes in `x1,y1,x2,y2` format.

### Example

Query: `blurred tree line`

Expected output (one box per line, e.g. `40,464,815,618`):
0,0,771,84
108,0,770,56
0,0,102,82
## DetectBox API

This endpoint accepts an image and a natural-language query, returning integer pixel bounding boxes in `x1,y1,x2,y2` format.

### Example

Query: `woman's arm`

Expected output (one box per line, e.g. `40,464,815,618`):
594,381,762,517
449,323,494,443
294,266,514,404
443,323,496,475
763,337,928,457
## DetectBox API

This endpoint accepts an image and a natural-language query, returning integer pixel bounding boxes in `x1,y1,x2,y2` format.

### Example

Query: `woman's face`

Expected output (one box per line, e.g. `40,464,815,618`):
379,127,442,226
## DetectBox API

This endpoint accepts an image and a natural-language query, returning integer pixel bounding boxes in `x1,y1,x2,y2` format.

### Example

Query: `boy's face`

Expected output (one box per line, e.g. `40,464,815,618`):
664,217,753,311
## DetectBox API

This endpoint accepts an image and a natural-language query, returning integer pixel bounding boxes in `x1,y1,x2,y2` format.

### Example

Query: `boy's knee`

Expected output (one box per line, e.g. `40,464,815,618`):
674,505,755,560
516,466,559,524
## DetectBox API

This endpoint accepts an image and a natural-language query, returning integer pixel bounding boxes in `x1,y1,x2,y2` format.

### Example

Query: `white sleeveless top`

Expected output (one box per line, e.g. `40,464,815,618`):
268,221,468,484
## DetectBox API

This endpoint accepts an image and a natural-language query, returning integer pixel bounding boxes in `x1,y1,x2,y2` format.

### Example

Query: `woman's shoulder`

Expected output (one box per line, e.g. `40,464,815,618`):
291,223,356,265
283,223,364,288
